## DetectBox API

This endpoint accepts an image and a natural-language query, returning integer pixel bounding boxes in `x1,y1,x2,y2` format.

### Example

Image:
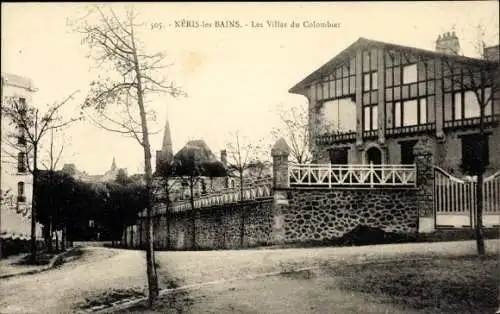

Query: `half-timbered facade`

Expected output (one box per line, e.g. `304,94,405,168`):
289,34,500,178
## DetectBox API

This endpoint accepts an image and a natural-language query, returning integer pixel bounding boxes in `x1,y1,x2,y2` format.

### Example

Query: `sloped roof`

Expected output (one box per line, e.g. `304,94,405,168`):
1,72,37,91
174,139,219,164
289,37,498,94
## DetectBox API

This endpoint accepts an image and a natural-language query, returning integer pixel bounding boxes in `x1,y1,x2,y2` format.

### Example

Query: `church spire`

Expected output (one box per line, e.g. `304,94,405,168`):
111,157,117,171
161,114,173,160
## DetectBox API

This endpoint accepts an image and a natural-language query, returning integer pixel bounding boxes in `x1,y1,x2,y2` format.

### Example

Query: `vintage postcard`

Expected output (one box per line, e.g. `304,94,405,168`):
1,2,499,313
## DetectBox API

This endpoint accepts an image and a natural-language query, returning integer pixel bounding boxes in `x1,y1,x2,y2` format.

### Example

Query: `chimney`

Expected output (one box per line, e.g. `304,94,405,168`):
220,149,227,167
435,31,460,55
484,45,500,62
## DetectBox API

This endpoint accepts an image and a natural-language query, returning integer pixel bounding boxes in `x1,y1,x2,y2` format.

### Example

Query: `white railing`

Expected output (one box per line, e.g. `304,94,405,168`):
434,167,500,215
484,171,500,213
169,177,273,213
288,163,417,188
434,167,474,214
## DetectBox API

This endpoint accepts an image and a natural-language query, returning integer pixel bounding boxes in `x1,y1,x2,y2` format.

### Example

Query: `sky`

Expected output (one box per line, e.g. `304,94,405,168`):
1,2,499,175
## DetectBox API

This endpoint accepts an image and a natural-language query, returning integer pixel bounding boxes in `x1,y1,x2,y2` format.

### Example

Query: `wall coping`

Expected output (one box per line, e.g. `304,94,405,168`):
274,187,419,192
151,197,275,215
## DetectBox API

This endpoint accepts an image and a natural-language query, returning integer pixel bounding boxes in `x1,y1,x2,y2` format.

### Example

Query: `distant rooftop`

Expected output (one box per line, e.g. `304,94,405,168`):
1,72,37,92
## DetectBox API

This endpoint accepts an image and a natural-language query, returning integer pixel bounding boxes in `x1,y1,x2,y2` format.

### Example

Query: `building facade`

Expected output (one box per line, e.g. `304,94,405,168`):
289,33,500,178
1,72,42,240
61,158,127,183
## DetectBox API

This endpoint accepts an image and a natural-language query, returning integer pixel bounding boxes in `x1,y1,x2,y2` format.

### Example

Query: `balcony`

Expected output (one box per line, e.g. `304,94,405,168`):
316,131,356,145
288,163,417,188
17,195,26,203
386,123,436,137
444,114,500,130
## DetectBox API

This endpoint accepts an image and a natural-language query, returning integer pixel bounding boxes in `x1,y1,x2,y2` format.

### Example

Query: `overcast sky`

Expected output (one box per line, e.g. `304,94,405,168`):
2,2,498,175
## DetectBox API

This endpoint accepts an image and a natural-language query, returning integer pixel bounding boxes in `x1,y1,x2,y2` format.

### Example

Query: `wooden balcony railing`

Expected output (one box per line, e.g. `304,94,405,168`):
316,131,356,145
386,123,436,136
444,114,500,129
288,163,417,188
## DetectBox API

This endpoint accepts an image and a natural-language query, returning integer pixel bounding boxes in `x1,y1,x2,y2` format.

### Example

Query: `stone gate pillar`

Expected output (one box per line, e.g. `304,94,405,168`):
271,137,291,189
413,136,435,233
270,138,291,244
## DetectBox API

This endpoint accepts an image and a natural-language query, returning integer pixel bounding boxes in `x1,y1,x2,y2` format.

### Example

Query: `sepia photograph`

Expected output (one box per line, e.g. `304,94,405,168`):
1,2,499,313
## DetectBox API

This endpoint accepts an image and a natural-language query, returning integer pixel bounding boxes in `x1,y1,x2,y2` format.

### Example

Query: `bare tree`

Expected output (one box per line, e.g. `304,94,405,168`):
440,26,500,257
1,93,79,262
71,4,185,305
226,131,267,198
154,155,178,249
271,103,334,164
40,129,66,252
226,131,268,247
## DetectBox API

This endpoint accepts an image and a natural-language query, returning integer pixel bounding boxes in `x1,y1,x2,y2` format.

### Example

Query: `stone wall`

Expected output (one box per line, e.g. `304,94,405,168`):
125,186,421,250
281,189,419,242
122,137,436,250
133,199,274,250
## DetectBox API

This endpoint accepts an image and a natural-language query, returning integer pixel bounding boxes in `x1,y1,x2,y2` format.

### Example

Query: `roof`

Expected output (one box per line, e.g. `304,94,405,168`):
289,37,498,95
174,139,219,164
1,72,37,92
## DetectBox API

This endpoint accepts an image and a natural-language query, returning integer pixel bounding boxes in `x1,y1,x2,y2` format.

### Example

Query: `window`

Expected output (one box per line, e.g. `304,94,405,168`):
451,88,494,121
419,98,427,124
320,97,356,133
17,182,24,196
363,105,378,131
394,101,401,127
17,182,25,202
454,92,462,120
403,100,418,126
18,152,26,173
461,134,489,175
403,64,417,84
363,72,378,91
393,98,427,127
464,90,480,118
17,130,26,145
363,106,370,131
400,140,418,164
329,148,348,164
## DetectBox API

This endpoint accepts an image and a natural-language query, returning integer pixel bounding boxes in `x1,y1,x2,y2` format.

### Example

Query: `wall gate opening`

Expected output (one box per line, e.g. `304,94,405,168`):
434,167,500,228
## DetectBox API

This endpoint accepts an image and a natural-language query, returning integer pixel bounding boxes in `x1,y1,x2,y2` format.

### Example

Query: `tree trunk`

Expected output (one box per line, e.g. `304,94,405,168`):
475,103,486,257
475,168,485,257
239,171,245,248
30,165,38,262
132,41,158,306
61,225,66,251
190,178,196,250
47,216,53,252
165,190,171,250
55,231,59,251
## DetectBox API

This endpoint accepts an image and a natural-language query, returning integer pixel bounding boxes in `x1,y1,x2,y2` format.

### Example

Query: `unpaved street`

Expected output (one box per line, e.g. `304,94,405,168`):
0,240,498,314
